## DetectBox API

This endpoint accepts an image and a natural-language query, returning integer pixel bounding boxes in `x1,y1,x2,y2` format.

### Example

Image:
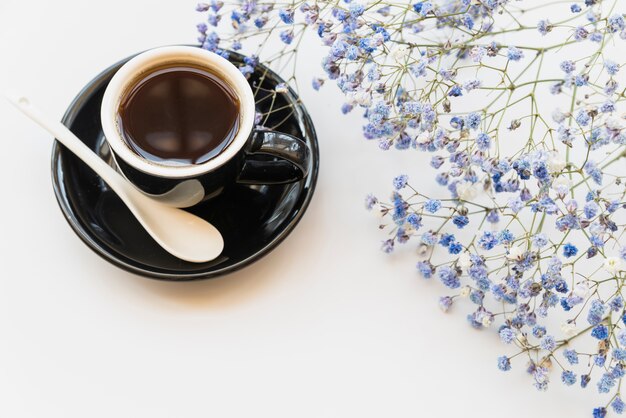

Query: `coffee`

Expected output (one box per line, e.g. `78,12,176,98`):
117,65,240,166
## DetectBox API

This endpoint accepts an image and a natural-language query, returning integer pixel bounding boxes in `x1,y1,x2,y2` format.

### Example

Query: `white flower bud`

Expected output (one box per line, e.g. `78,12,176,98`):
561,323,577,338
573,281,591,298
604,257,623,274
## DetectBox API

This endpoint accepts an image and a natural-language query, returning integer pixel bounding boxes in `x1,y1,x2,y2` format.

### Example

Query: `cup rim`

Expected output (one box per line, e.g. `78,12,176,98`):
100,46,255,179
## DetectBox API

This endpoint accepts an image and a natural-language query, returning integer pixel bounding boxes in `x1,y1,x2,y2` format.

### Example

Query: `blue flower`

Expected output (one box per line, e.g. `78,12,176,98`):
476,132,491,150
346,45,359,60
422,232,437,246
561,370,577,386
591,324,609,340
560,60,576,73
439,233,455,247
407,213,422,229
593,407,607,418
365,194,377,210
279,30,294,44
570,4,581,13
416,260,434,278
497,356,511,371
499,327,515,343
506,46,524,61
575,109,591,126
196,2,210,12
563,349,579,365
278,8,294,24
588,300,606,325
466,112,482,130
497,229,514,242
532,233,548,248
393,174,409,190
581,374,591,388
438,296,453,312
348,2,365,17
540,335,557,351
584,201,599,219
574,26,589,41
448,85,463,97
608,14,626,32
537,19,551,35
598,373,616,393
563,243,578,258
341,103,353,114
532,325,547,338
584,161,603,185
438,266,460,289
448,242,462,254
605,60,620,75
612,397,625,414
486,210,499,223
478,231,499,250
424,199,442,213
452,215,469,229
381,239,394,253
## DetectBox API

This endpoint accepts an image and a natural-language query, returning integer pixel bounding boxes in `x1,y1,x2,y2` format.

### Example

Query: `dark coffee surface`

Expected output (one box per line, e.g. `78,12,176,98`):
118,66,240,166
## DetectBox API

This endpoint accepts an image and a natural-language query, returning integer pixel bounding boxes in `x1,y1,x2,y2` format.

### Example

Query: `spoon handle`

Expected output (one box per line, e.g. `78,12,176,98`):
5,93,127,191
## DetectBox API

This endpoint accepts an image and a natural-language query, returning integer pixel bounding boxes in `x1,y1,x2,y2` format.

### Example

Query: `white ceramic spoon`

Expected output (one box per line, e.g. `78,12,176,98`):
6,94,224,263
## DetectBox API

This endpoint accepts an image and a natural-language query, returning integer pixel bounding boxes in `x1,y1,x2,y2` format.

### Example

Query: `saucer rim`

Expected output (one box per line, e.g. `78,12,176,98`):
50,48,320,281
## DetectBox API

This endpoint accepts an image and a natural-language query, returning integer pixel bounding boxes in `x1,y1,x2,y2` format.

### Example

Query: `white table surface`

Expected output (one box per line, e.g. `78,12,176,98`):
0,1,604,417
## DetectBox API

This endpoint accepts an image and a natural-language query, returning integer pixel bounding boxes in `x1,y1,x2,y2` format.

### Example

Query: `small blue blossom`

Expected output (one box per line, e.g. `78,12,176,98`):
506,46,524,61
563,243,578,258
478,231,499,250
497,356,511,371
438,266,460,289
591,324,609,340
593,407,607,418
393,175,409,190
381,239,394,253
452,215,469,229
476,132,491,150
416,261,434,278
407,213,422,229
588,300,606,325
540,335,557,351
560,60,576,73
612,397,625,414
279,30,294,44
499,327,515,344
532,325,547,338
564,349,579,365
605,60,620,75
424,199,442,213
448,85,463,97
439,233,455,247
466,112,482,130
439,296,453,312
537,20,552,35
448,242,463,254
561,370,577,386
278,8,295,24
532,233,548,248
570,4,581,13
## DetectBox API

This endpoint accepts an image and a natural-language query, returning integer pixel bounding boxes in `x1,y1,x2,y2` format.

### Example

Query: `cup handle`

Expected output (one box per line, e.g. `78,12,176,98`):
237,129,310,184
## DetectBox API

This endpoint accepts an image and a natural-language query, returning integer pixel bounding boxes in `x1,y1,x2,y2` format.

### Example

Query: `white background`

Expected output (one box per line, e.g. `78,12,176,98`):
0,1,605,417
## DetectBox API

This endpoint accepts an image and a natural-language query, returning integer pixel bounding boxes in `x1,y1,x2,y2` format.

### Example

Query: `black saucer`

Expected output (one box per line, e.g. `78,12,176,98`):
51,49,319,280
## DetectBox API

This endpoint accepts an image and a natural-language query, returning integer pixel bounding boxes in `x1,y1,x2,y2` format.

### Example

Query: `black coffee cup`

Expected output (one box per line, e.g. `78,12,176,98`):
101,46,310,208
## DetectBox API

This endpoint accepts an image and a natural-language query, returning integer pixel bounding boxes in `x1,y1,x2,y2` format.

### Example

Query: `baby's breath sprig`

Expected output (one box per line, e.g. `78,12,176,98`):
196,0,626,415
